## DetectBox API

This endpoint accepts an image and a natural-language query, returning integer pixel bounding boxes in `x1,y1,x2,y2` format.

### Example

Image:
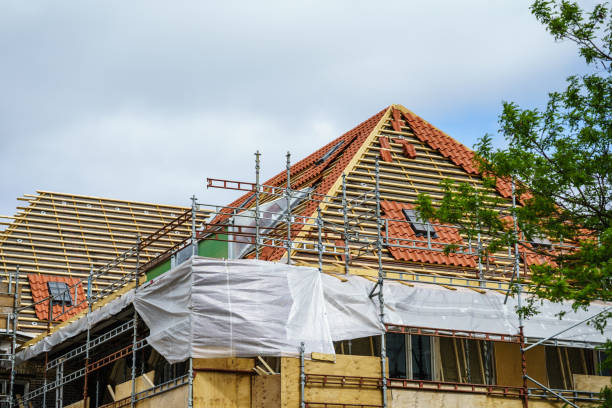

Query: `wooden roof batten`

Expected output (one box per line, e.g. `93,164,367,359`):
0,191,210,335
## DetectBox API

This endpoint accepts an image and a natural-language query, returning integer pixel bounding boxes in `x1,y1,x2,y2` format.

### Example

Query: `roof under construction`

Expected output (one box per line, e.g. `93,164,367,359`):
0,191,209,335
0,104,561,337
2,104,608,408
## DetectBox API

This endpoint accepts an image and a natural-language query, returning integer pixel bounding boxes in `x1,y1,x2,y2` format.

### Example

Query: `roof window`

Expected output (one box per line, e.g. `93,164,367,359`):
47,281,73,306
530,234,552,250
402,209,437,238
316,141,344,165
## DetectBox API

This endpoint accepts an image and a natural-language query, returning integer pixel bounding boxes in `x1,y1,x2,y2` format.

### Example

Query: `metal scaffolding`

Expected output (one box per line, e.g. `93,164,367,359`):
10,194,200,408
0,267,19,408
4,148,607,407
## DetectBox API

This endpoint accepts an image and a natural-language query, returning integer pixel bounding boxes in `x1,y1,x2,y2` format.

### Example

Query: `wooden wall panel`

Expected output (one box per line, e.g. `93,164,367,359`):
252,375,281,408
193,358,254,408
494,343,547,388
281,355,384,408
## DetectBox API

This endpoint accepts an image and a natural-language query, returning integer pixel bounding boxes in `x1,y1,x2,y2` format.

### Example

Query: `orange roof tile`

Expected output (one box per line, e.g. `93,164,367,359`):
212,106,389,261
400,110,514,199
393,138,417,159
391,107,403,132
27,274,88,322
381,201,476,268
379,136,393,162
212,105,522,264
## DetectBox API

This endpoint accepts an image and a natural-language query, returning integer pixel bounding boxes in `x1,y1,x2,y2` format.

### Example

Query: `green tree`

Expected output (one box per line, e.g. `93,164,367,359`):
416,0,611,402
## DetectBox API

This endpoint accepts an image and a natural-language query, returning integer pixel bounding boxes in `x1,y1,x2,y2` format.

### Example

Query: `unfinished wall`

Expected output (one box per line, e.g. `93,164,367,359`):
85,371,187,408
494,343,548,387
115,371,156,400
281,354,385,408
574,374,611,393
193,358,253,408
252,375,281,408
390,389,565,408
0,281,19,331
137,386,188,408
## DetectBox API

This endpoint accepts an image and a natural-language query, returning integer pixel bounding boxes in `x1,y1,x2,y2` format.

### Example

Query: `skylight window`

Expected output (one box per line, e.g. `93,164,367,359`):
47,281,72,306
402,209,437,238
530,234,552,250
315,141,344,165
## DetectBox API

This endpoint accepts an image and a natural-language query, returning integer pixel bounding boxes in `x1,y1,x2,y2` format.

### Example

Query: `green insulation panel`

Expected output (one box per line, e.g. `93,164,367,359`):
144,235,229,281
198,235,228,258
146,259,171,281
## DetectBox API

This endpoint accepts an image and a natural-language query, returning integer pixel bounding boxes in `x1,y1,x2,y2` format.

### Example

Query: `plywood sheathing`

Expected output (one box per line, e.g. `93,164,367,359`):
193,358,254,408
281,355,386,408
252,375,281,408
136,386,188,408
114,371,156,400
573,374,612,393
390,389,564,408
494,343,548,388
105,370,188,408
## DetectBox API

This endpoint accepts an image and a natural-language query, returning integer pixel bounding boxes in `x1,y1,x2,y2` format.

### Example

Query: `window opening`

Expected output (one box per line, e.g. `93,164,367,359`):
546,346,599,389
411,335,433,380
598,350,611,376
387,333,407,378
47,281,72,306
386,334,434,380
402,209,437,238
438,337,495,384
333,337,379,357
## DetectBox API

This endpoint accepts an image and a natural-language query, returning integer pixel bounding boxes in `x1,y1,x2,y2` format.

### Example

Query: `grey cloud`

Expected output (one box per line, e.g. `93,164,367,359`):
0,0,585,220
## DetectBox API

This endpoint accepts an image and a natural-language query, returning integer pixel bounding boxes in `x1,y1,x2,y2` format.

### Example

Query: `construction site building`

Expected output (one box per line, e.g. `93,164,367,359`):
0,104,609,407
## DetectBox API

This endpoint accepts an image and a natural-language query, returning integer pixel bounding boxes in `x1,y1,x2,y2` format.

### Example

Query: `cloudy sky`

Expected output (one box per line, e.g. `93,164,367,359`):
0,1,585,220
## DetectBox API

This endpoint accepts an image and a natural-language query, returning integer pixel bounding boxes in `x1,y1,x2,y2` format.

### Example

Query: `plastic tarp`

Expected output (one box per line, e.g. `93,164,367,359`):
321,274,384,341
227,188,312,259
133,257,336,363
382,280,612,345
14,260,611,367
14,289,134,365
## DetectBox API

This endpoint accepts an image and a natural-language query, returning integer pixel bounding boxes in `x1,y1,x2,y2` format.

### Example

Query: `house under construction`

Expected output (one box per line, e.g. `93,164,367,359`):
0,104,610,408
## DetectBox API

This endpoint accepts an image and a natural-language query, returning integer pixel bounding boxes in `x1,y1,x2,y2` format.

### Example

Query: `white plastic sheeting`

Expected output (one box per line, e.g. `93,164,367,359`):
321,274,384,341
134,257,336,363
14,289,134,365
14,260,611,367
383,280,612,345
227,188,312,259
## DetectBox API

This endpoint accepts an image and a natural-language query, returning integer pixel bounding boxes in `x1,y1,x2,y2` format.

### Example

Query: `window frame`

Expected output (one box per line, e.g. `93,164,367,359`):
47,281,73,306
402,209,438,239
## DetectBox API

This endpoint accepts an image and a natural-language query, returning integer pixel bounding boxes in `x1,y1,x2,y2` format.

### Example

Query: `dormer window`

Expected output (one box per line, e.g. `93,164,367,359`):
47,281,72,306
402,209,437,238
